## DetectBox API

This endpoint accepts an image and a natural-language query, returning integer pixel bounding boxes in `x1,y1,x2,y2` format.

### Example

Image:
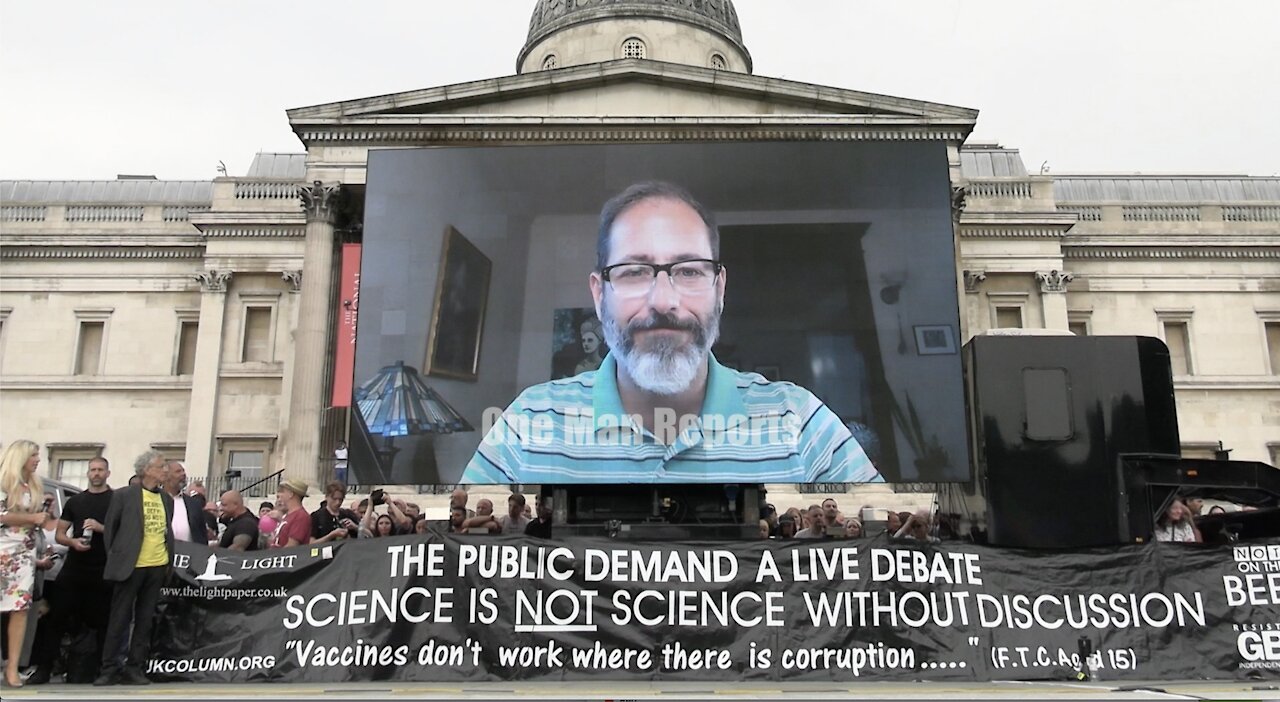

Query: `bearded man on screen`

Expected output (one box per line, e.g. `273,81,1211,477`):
462,181,881,484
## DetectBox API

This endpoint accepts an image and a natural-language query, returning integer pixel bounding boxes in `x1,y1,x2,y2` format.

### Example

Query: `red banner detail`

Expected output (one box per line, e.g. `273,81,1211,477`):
332,243,361,407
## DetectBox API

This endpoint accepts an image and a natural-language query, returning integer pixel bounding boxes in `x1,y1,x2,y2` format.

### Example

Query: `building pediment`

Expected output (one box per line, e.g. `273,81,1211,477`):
287,60,976,143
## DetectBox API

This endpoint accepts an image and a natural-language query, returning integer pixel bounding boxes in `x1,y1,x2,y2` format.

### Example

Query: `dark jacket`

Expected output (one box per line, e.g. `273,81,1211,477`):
171,492,209,543
102,485,175,582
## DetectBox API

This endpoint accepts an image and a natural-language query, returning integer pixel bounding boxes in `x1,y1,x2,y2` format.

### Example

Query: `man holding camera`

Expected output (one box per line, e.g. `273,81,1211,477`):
311,481,360,543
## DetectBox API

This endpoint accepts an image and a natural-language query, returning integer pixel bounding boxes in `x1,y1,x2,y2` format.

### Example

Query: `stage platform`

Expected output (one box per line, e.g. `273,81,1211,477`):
4,680,1280,700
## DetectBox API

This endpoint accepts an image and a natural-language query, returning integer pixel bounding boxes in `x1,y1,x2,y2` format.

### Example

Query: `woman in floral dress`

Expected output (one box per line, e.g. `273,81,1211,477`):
0,440,46,688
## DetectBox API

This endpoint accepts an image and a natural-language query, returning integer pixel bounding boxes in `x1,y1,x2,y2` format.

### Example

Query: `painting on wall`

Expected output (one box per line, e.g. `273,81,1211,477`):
425,226,492,381
551,307,608,380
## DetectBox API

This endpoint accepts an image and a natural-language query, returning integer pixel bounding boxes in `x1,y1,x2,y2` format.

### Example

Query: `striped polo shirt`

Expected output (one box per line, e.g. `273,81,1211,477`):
460,353,882,484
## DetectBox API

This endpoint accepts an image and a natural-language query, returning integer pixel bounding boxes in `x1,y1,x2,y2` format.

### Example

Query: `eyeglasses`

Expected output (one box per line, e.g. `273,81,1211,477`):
600,259,722,298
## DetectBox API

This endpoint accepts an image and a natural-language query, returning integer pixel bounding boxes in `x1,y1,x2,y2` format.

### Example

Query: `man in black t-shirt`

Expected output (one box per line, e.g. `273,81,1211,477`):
524,495,553,539
216,490,259,551
55,456,115,682
310,481,360,543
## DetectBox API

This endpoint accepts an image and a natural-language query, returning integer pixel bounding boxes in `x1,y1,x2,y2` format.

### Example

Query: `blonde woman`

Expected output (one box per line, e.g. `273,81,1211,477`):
0,440,46,688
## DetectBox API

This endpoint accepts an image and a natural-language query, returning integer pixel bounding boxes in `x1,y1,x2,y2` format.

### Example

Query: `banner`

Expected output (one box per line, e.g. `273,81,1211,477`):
150,535,1280,682
331,243,361,407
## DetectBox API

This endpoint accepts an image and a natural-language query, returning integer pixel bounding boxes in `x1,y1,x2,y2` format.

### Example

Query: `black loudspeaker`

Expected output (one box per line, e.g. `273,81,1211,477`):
965,335,1180,548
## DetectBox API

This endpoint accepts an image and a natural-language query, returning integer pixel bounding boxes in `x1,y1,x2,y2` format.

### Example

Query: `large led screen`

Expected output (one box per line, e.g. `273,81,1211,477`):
352,142,968,484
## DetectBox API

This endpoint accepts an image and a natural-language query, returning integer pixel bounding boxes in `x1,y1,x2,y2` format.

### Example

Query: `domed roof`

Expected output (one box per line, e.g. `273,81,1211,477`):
521,0,749,70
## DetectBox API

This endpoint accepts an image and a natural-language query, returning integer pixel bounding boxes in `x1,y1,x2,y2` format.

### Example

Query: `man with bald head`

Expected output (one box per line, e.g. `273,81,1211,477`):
450,487,474,518
216,490,259,551
460,498,500,534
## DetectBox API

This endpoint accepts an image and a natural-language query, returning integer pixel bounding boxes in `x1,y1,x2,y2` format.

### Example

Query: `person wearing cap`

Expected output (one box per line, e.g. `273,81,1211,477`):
270,479,312,549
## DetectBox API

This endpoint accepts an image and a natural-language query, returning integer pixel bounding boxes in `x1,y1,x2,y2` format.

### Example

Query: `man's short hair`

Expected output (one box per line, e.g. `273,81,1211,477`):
259,501,275,512
324,481,346,498
597,181,719,271
89,456,109,470
133,450,164,478
509,493,527,508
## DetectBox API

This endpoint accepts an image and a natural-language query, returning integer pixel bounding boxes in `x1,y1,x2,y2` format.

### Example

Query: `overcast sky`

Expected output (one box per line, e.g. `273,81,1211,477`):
2,0,1276,180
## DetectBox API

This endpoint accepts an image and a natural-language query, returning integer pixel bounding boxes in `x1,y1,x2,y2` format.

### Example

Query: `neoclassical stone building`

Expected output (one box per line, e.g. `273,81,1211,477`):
2,0,1276,501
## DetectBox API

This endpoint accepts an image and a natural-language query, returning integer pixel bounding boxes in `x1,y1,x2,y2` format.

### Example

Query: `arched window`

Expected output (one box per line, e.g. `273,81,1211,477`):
542,54,558,70
621,37,647,59
710,53,727,70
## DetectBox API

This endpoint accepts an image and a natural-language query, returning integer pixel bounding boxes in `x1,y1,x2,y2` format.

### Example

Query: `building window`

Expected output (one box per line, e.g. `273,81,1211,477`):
241,306,274,363
621,37,646,59
174,312,199,375
0,307,10,371
237,291,280,365
1157,312,1194,376
1068,311,1091,336
710,53,727,70
542,54,558,70
1265,321,1280,375
151,443,186,464
1269,443,1280,467
218,434,277,498
75,321,105,375
1163,322,1191,375
994,307,1024,329
59,459,92,489
229,449,264,485
72,308,112,376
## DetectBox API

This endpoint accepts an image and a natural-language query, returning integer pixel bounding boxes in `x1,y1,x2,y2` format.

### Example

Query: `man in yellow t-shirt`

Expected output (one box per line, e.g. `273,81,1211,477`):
97,451,175,686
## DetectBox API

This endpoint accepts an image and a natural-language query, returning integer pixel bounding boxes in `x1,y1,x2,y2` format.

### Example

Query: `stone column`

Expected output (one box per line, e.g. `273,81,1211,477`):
184,270,232,481
281,181,341,483
1036,270,1073,330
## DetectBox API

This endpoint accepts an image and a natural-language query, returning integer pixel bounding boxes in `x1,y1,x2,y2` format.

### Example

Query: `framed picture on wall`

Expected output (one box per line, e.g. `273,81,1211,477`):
425,226,492,381
551,308,608,380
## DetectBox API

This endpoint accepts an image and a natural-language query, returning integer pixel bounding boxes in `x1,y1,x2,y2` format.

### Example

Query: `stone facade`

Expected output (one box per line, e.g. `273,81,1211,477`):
1,2,1276,508
957,145,1280,466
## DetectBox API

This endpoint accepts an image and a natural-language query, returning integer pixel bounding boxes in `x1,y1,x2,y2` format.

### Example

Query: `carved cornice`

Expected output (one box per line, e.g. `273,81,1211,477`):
1064,246,1280,260
294,124,973,146
298,181,341,224
203,226,306,239
0,246,201,260
951,186,967,227
1036,270,1074,294
962,269,987,293
959,227,1069,239
194,269,233,292
287,61,978,123
282,270,302,292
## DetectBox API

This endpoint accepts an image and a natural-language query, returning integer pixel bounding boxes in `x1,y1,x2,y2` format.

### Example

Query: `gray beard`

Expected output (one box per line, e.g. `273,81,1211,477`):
602,301,721,396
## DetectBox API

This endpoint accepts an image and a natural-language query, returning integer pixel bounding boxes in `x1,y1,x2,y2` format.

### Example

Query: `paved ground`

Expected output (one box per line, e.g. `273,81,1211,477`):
3,680,1280,700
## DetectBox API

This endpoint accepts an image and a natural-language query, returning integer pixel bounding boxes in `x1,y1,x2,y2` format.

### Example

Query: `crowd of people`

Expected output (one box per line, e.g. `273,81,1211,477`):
1153,495,1244,543
0,437,1252,687
0,440,567,687
757,498,956,542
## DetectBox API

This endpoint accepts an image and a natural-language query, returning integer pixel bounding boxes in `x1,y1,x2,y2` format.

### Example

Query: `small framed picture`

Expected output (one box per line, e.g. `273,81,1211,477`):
425,226,492,381
914,325,957,355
